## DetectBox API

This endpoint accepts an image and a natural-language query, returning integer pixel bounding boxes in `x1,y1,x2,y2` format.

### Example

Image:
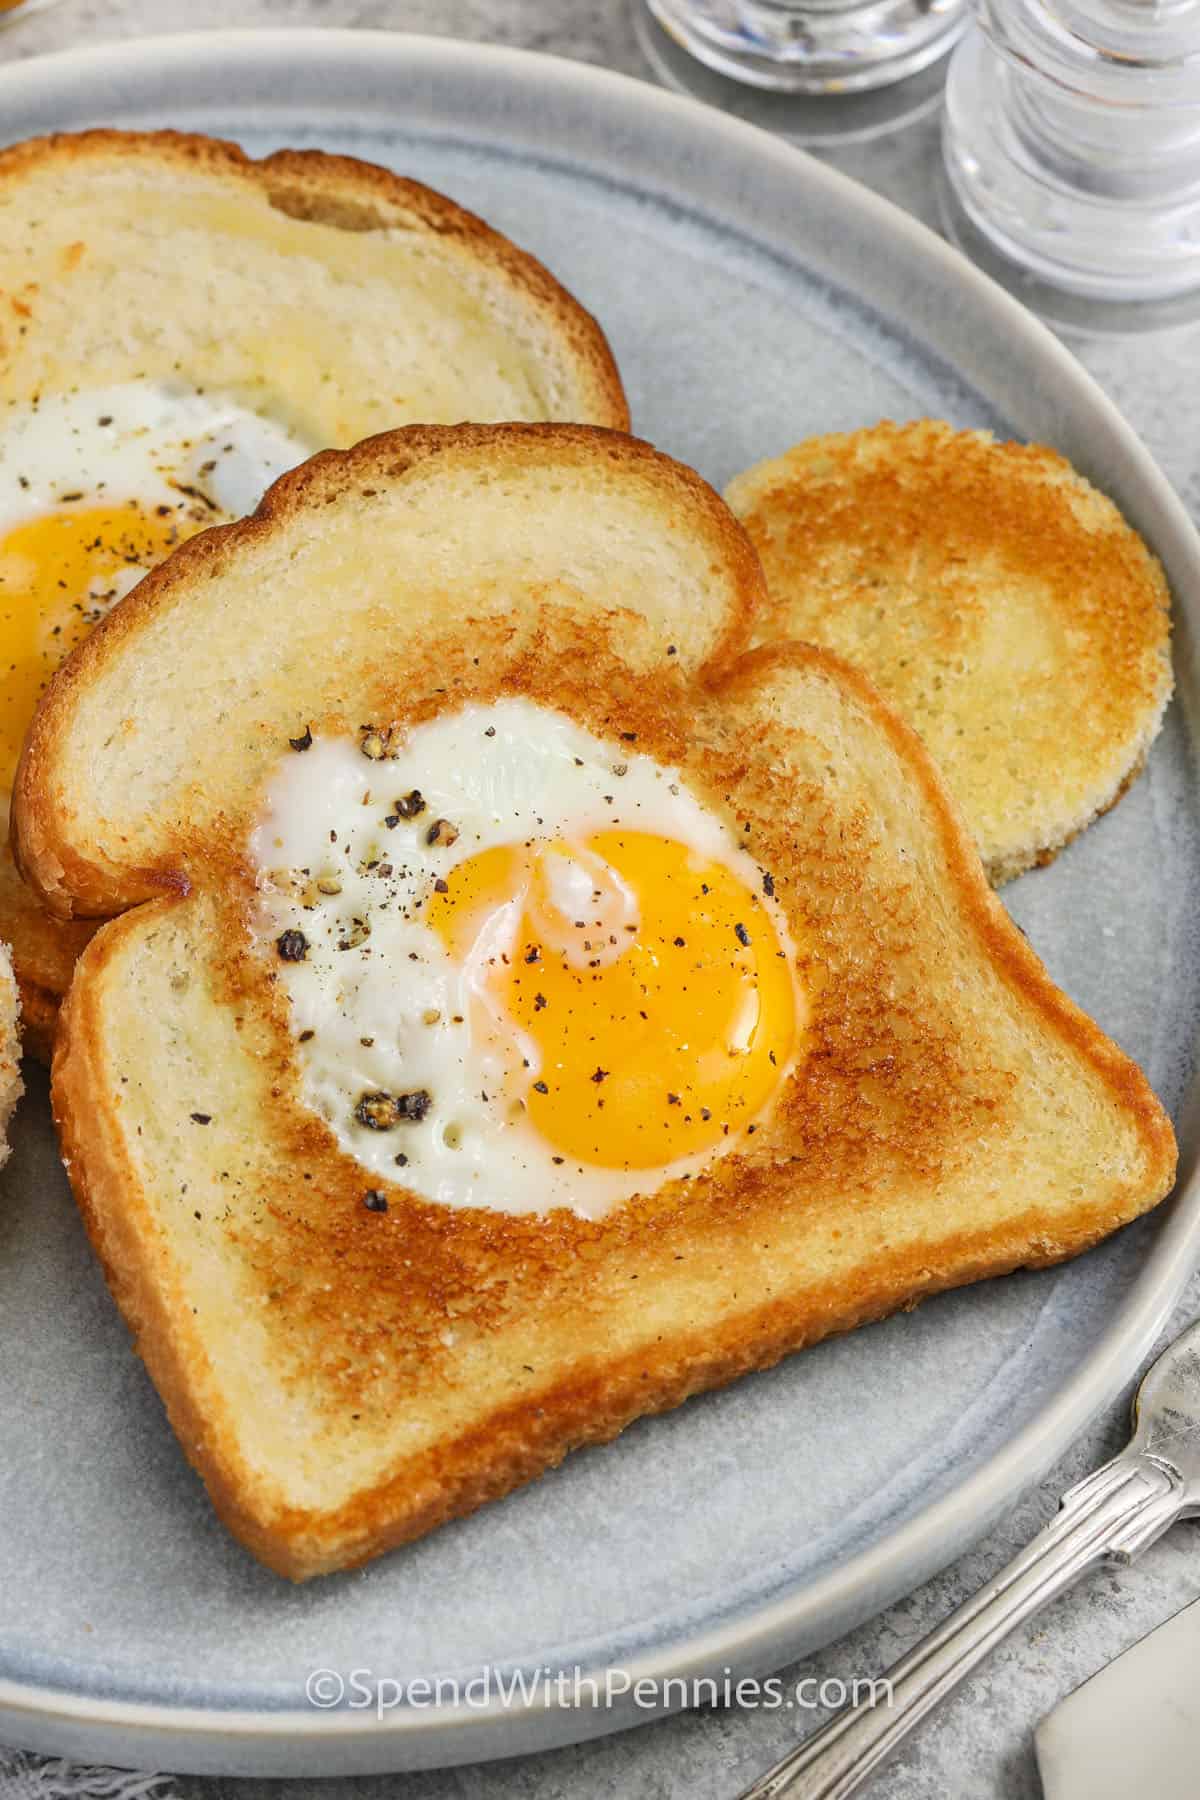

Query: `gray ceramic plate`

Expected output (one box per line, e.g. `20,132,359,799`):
1,28,1199,1779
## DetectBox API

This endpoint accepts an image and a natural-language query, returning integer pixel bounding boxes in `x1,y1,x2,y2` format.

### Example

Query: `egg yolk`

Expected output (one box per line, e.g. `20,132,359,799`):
0,501,205,783
426,831,795,1170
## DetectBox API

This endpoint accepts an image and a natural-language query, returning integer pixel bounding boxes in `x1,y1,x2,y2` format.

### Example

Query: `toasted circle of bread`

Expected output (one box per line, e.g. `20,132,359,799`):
0,127,628,1047
23,426,1175,1578
725,421,1174,884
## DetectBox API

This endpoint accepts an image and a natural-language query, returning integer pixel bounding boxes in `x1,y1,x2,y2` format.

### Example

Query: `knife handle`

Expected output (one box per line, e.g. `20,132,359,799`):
735,1451,1183,1800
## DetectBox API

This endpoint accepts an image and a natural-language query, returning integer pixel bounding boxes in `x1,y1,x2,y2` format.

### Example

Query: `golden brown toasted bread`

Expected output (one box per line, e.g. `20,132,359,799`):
0,935,22,1156
726,420,1173,883
0,794,93,1061
19,425,1175,1578
0,127,628,1050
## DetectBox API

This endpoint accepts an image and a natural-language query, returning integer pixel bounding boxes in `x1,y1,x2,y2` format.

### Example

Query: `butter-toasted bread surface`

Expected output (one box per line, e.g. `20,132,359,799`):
0,128,627,1044
23,426,1175,1578
726,420,1173,884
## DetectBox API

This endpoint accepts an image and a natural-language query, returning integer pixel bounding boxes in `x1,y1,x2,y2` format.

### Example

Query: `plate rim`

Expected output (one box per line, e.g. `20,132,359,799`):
1,24,1198,1775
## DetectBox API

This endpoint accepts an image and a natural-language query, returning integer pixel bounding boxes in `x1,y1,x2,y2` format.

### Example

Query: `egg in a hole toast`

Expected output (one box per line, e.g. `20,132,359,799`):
14,424,1176,1578
0,128,627,1056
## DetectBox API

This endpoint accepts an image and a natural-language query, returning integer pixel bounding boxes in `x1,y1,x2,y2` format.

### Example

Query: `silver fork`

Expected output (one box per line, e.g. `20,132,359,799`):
736,1315,1200,1799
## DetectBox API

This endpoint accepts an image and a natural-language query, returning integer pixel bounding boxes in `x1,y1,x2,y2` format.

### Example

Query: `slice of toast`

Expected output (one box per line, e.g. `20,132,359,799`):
19,425,1175,1578
0,128,628,1047
726,421,1174,884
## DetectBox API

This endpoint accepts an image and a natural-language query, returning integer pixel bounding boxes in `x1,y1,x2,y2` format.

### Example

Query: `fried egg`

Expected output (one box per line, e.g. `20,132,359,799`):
0,381,309,783
252,700,803,1218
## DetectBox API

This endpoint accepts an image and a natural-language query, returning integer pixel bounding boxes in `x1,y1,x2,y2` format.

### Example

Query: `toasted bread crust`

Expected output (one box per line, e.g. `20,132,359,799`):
0,939,21,1160
727,421,1173,884
0,129,629,1037
15,424,762,917
51,633,1175,1578
0,797,93,1061
0,128,628,435
53,923,1164,1577
53,917,252,1539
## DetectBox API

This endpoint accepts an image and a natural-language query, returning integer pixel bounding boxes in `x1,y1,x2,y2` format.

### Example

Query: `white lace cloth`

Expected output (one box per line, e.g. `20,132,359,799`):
0,1754,169,1800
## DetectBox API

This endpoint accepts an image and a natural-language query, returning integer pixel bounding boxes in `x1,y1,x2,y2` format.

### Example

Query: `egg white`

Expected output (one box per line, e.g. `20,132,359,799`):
252,698,796,1220
0,379,310,550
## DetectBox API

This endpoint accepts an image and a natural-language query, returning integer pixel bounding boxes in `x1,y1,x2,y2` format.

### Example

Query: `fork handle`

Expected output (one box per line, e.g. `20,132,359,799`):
735,1451,1184,1800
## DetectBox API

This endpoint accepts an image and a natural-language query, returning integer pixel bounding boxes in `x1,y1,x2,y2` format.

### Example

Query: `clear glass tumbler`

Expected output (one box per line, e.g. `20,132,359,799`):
943,0,1200,311
643,0,970,95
